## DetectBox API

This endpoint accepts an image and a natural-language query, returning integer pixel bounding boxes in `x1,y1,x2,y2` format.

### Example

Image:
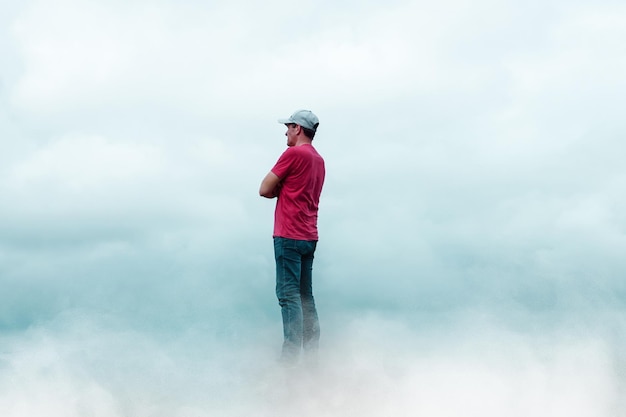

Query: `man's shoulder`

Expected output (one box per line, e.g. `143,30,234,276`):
278,145,323,166
296,144,323,158
275,146,295,159
280,145,310,158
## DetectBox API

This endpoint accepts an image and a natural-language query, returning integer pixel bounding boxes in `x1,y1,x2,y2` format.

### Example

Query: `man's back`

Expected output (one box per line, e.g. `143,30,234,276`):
272,144,325,240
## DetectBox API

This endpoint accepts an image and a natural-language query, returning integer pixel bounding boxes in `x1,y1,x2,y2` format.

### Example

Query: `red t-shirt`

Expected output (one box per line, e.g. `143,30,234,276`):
271,144,325,240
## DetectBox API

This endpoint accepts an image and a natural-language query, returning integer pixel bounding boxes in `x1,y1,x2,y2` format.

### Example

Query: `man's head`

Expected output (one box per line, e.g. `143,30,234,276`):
278,110,319,141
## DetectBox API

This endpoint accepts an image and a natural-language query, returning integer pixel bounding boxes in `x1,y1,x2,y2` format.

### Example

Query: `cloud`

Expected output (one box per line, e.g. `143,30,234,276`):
0,312,623,416
7,134,163,190
3,0,625,315
4,0,520,119
1,0,626,412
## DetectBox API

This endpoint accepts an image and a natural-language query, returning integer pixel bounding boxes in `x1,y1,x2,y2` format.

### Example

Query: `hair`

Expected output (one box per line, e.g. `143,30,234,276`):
302,124,318,140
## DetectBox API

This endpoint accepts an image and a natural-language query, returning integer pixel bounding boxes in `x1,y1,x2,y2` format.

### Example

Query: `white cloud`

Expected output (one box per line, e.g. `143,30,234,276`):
0,313,622,417
0,130,263,251
7,134,163,191
8,0,529,120
1,0,626,410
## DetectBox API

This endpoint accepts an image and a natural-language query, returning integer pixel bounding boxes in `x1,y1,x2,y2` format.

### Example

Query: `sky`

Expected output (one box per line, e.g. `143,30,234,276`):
1,0,626,415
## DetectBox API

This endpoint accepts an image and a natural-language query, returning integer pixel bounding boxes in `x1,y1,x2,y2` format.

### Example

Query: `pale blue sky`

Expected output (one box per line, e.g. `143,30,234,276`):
1,0,625,415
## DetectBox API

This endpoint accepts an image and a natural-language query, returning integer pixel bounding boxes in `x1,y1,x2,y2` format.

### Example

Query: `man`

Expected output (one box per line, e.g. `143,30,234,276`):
259,109,325,366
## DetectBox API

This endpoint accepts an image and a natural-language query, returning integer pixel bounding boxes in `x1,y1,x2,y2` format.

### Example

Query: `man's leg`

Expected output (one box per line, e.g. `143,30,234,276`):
274,237,303,364
300,240,320,355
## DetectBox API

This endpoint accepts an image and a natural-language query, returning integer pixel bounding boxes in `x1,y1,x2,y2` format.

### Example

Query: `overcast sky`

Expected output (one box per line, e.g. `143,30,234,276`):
1,0,626,415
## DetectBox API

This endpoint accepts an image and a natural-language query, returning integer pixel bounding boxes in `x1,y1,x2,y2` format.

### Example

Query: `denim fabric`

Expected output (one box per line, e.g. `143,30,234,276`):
274,237,320,363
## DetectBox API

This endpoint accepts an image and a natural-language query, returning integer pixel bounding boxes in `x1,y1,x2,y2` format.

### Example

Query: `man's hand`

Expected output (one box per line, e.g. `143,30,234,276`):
259,171,281,198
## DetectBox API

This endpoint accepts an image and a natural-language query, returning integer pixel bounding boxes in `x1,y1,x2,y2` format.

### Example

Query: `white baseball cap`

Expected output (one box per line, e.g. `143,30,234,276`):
278,109,319,131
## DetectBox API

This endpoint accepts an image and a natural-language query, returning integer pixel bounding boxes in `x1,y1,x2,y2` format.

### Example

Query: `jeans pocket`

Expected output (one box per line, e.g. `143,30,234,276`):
296,239,317,256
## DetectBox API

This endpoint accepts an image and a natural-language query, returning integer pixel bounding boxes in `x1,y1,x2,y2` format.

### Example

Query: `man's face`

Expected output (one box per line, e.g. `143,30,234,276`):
285,123,298,146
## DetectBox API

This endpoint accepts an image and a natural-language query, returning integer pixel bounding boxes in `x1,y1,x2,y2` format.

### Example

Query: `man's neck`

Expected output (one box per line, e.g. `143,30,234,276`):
295,137,313,146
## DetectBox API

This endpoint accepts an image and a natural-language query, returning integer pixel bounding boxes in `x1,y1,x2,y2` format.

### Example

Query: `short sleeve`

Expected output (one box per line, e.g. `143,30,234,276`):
271,148,295,179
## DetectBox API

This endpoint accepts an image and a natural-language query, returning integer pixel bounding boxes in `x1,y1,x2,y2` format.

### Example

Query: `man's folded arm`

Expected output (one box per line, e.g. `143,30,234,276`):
259,171,281,198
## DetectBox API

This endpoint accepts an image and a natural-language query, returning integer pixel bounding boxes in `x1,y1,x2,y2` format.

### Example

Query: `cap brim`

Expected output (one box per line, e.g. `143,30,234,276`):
277,118,292,124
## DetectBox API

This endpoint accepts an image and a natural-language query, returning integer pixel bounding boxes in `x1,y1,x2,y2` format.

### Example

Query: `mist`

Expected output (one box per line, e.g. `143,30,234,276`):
1,309,624,416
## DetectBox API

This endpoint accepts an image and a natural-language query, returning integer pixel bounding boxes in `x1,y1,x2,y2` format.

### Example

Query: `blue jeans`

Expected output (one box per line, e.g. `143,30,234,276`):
274,237,320,363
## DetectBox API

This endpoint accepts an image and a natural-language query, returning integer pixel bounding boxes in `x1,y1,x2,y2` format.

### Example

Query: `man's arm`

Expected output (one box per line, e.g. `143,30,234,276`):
259,171,281,198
